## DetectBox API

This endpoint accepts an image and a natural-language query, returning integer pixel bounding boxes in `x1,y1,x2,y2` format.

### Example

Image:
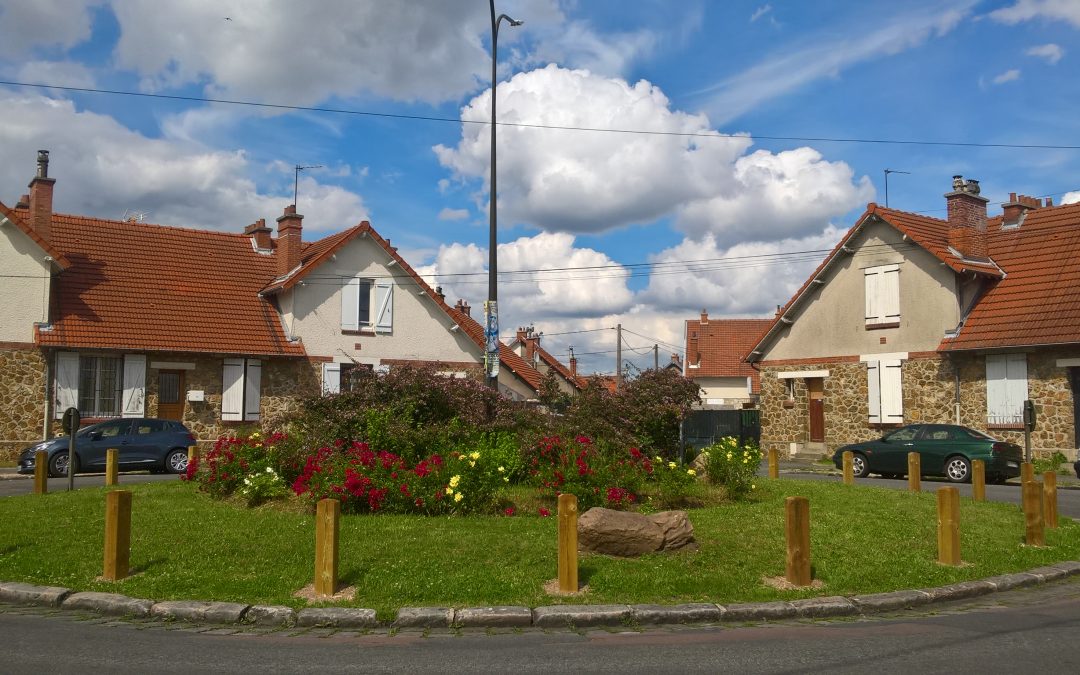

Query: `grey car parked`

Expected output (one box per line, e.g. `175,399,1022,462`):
16,418,196,477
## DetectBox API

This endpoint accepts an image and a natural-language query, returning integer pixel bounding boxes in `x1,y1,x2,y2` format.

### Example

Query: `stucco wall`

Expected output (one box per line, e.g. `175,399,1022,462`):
286,234,479,365
762,219,961,362
693,376,750,403
0,346,47,461
0,217,53,343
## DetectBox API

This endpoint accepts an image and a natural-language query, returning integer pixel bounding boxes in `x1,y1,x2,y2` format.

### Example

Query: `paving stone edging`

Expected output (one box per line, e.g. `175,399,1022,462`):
3,560,1079,631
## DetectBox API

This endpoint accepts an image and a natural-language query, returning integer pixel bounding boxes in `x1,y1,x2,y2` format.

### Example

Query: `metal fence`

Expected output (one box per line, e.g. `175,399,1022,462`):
680,409,761,459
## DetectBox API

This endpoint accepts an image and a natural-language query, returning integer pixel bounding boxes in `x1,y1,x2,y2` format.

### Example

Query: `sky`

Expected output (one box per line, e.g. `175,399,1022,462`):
1,0,1078,376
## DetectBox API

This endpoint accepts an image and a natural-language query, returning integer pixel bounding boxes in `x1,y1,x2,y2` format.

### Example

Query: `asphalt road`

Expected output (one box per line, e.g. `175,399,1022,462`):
0,471,177,497
3,577,1080,674
780,469,1080,519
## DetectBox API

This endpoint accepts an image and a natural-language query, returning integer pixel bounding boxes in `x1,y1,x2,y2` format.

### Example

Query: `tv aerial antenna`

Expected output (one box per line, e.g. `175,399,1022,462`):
883,169,910,208
294,164,323,209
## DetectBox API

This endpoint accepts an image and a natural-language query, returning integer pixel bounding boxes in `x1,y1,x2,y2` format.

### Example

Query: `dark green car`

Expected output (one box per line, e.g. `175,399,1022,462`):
831,423,1023,483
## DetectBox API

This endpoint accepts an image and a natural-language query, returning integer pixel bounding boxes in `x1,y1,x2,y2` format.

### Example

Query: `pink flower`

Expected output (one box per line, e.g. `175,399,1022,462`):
538,507,551,517
504,507,516,516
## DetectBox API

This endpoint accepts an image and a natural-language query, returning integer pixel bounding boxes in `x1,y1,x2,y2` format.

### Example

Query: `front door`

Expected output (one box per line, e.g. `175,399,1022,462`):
807,378,825,443
158,371,185,420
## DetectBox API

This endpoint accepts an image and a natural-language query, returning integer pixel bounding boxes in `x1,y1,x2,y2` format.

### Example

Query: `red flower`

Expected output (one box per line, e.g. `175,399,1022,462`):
504,507,516,516
538,507,551,517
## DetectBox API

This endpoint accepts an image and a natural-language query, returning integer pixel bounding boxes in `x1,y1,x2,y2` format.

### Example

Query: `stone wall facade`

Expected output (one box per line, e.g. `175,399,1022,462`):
0,346,47,461
761,349,1079,460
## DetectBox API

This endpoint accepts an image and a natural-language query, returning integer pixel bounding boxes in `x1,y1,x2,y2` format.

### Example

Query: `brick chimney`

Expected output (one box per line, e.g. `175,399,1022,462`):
946,176,989,259
15,194,30,210
276,205,303,277
454,299,471,317
524,326,540,362
670,353,683,370
244,218,273,250
569,347,578,378
28,150,56,242
700,309,708,325
1001,193,1044,227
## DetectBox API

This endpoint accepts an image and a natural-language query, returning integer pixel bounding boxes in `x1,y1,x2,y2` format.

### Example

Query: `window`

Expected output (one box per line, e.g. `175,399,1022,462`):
986,353,1027,426
222,358,261,422
864,264,900,327
341,278,393,332
867,359,903,424
135,420,166,435
55,352,145,419
884,426,919,442
322,361,374,395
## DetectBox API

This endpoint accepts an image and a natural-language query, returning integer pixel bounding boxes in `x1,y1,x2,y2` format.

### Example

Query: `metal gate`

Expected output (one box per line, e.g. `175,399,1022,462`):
681,409,761,458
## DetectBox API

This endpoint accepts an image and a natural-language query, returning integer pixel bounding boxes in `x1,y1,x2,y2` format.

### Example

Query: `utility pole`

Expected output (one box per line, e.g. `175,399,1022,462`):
654,344,659,371
615,323,623,390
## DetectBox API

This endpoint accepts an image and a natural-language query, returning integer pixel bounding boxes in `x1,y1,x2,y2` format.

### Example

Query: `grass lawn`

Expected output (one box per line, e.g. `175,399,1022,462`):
1,479,1078,618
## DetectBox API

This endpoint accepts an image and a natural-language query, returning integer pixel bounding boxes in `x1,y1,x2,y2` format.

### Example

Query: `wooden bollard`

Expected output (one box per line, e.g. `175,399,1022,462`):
105,448,119,486
971,460,985,502
842,451,853,485
1022,480,1045,547
1043,471,1058,529
907,452,921,493
33,450,48,495
187,446,197,467
103,490,132,581
768,448,779,479
314,498,340,597
558,493,579,593
936,487,961,566
784,496,811,587
1021,462,1034,484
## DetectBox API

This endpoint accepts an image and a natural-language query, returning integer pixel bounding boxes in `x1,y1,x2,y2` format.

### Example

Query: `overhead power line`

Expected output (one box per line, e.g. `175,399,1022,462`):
3,79,1079,150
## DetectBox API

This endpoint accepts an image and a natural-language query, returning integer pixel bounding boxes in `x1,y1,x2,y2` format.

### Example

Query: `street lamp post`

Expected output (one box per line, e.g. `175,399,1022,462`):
485,1,522,391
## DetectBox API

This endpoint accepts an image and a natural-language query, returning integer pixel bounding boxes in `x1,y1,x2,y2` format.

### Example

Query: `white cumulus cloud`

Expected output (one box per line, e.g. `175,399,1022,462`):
991,0,1080,28
992,68,1022,84
1026,43,1064,63
0,0,100,58
0,90,367,234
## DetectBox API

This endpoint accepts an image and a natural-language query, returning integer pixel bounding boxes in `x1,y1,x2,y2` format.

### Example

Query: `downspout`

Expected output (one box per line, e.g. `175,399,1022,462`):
952,355,961,425
42,349,52,440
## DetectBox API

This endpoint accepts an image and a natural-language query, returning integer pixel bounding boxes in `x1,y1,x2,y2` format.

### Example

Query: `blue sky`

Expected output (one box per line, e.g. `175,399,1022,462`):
1,0,1077,375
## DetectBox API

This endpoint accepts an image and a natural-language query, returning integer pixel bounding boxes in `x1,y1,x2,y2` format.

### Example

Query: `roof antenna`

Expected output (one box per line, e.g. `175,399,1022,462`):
293,164,323,210
883,169,910,208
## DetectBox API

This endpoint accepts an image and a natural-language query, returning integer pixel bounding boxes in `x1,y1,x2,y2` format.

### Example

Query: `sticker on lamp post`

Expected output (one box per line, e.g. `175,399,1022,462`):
484,301,500,378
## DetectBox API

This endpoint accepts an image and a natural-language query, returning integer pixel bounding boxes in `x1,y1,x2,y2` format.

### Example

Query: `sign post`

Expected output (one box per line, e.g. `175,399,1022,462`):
62,407,80,492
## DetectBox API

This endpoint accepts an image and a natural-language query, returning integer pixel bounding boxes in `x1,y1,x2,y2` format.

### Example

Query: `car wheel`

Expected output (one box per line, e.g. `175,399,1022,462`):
47,451,78,478
851,452,871,478
165,449,189,474
945,455,971,483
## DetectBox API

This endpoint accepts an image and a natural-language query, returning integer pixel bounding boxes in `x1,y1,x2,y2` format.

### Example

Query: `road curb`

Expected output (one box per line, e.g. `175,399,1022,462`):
3,561,1079,631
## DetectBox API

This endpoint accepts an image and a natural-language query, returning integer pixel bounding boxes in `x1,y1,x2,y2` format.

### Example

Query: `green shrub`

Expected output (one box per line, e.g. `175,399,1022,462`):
1033,450,1069,475
701,437,762,500
238,467,290,506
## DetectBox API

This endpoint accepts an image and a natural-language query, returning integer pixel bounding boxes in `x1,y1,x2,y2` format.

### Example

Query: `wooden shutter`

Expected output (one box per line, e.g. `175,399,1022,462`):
221,358,244,421
866,361,881,423
244,359,262,421
375,282,394,332
322,362,341,395
985,354,1008,423
881,268,900,322
121,354,146,417
880,359,904,423
864,270,881,324
1003,354,1028,423
55,351,80,418
341,277,360,330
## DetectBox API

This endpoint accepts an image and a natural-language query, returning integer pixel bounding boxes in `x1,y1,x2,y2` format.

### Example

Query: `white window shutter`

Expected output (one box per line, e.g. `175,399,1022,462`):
341,277,360,330
880,359,904,423
1005,354,1028,421
221,358,244,421
866,360,881,424
55,351,80,418
375,282,393,332
985,355,1008,423
864,270,880,324
881,269,900,322
121,354,146,417
322,362,341,395
244,359,262,421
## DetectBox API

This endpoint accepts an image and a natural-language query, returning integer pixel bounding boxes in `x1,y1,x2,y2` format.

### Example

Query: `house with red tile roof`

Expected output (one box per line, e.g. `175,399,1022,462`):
745,176,1080,461
683,313,772,408
508,325,585,396
0,152,542,458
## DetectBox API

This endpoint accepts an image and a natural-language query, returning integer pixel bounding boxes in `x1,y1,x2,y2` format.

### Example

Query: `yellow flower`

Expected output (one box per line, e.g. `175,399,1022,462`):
687,469,696,476
449,475,461,488
503,477,509,482
655,456,663,462
668,461,677,469
497,466,505,473
445,487,454,495
751,484,757,490
469,451,480,460
454,492,464,503
469,461,476,468
726,453,733,461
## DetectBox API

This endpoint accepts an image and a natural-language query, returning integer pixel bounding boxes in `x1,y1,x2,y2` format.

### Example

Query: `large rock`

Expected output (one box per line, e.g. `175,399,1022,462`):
577,507,696,557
